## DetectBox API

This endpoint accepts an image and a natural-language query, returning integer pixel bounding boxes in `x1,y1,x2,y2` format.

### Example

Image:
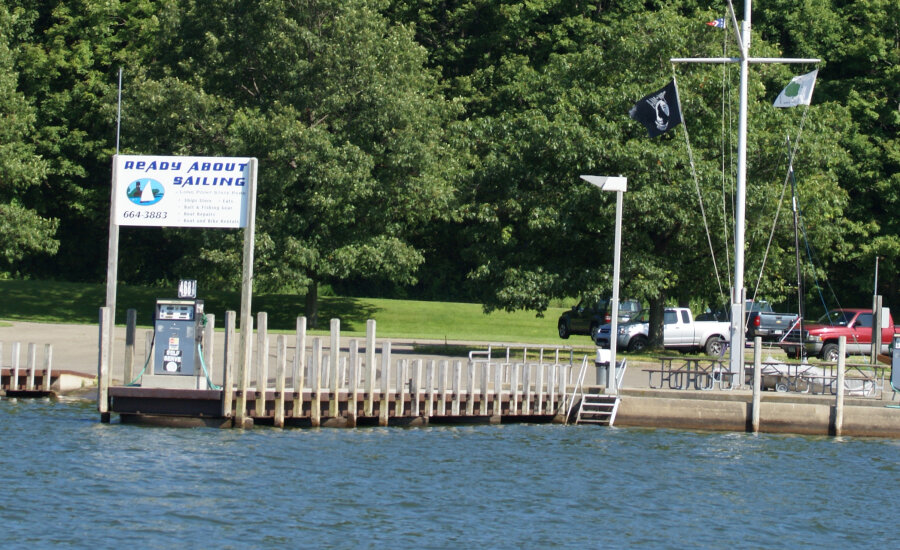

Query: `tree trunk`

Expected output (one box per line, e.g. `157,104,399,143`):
305,280,319,328
648,296,666,350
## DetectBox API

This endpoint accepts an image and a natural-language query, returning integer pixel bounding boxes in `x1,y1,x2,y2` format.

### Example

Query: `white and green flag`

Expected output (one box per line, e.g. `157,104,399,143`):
774,69,818,108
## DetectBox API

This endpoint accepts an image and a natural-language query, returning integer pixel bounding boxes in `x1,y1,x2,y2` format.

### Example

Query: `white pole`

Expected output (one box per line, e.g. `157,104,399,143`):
671,2,820,381
729,0,752,380
608,188,623,394
579,175,627,393
236,158,258,426
104,69,124,380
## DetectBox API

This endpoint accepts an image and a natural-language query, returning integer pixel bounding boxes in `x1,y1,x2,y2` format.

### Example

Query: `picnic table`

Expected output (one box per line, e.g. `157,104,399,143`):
643,356,733,391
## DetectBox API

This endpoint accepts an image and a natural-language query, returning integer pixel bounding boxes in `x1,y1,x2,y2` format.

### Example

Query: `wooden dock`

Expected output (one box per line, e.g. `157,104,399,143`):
97,310,595,428
1,341,94,398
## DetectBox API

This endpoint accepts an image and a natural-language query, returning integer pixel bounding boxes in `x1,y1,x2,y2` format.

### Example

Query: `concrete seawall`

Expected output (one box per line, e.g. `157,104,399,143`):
617,388,900,438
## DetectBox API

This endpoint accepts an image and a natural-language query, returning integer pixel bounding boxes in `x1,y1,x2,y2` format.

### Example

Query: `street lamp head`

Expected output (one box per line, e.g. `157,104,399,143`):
580,175,627,192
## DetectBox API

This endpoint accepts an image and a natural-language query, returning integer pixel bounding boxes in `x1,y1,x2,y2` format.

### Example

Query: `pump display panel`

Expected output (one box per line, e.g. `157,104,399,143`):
157,303,195,321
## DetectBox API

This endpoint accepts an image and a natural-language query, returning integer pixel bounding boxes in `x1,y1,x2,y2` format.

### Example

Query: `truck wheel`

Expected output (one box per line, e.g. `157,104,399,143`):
627,336,648,353
705,336,726,356
821,343,840,362
558,320,570,339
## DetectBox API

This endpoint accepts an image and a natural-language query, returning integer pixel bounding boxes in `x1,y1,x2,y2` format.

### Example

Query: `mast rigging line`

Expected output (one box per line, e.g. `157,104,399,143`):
671,71,726,301
748,106,811,331
670,0,821,381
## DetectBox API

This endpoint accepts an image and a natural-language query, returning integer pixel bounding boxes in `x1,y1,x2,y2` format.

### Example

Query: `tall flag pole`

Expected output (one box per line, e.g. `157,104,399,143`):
670,1,820,383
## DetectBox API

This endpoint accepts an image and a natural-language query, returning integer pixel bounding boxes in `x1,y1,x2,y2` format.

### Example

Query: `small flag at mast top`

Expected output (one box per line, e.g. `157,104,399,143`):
707,17,725,28
629,80,682,138
773,69,818,107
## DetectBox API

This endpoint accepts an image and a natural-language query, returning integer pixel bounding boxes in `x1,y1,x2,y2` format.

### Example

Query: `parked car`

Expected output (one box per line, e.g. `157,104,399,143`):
557,298,641,339
779,308,900,361
594,307,730,356
695,300,800,342
745,302,800,342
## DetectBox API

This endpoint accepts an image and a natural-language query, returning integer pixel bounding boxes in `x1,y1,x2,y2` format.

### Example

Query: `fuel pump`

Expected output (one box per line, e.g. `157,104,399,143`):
153,280,205,376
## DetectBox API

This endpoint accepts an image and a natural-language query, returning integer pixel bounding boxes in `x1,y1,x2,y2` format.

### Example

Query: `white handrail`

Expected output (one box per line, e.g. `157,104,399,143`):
615,358,628,391
565,355,590,423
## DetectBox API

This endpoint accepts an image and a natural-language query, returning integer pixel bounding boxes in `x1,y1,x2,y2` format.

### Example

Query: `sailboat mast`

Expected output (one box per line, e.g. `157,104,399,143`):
671,1,820,383
729,0,752,378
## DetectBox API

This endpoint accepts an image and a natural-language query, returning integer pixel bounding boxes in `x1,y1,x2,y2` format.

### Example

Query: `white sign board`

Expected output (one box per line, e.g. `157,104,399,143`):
113,155,254,228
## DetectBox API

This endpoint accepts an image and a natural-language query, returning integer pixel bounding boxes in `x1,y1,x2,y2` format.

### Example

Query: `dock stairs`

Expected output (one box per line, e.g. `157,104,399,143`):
574,390,620,425
566,351,626,427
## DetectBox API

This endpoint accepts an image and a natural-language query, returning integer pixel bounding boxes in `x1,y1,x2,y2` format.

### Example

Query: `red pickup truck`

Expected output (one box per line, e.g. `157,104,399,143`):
780,308,899,361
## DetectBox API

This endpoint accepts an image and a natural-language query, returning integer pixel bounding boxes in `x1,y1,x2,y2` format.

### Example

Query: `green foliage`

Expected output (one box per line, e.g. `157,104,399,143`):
0,4,58,272
117,1,460,324
2,0,897,321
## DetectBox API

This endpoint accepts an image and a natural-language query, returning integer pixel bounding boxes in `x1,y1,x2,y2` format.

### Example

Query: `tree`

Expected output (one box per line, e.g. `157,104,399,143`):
122,0,460,326
394,1,857,348
0,5,58,273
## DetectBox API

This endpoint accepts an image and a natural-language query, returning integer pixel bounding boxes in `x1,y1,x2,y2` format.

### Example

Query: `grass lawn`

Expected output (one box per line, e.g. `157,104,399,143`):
0,279,590,347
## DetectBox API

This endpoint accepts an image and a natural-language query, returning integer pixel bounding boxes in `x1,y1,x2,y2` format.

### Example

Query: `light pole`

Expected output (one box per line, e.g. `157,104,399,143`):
581,175,626,394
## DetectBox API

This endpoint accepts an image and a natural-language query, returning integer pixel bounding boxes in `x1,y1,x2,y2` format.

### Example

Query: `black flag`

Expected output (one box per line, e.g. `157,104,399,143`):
628,80,682,138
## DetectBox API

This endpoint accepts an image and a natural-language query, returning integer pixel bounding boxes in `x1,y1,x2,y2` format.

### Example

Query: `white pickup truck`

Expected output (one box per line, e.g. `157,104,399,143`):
593,307,730,355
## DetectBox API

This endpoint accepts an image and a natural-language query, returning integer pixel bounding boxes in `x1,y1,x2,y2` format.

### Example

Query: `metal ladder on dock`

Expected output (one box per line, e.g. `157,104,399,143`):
566,356,626,426
575,390,620,425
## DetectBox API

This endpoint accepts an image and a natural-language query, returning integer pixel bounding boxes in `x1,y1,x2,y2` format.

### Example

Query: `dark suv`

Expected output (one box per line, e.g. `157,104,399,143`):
557,299,642,339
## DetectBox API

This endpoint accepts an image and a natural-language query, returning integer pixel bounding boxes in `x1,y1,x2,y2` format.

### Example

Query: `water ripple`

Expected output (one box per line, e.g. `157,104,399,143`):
1,399,898,547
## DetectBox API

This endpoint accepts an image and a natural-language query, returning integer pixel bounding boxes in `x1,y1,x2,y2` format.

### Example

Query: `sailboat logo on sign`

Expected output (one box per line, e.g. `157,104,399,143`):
125,178,165,206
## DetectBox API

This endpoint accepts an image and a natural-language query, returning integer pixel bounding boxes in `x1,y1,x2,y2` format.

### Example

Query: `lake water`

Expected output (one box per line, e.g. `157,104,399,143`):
2,397,897,548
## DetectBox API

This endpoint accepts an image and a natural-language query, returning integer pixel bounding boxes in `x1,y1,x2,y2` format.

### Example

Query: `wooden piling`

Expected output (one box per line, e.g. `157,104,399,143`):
10,342,20,392
466,361,475,416
255,312,269,416
452,360,461,416
203,313,215,384
221,311,236,417
98,307,111,421
436,359,447,416
349,339,359,425
493,360,502,416
379,341,391,426
235,315,254,426
365,320,376,416
274,335,286,428
536,364,545,414
397,359,407,417
329,318,340,419
26,343,36,391
311,337,322,427
510,364,520,415
42,344,53,392
523,364,532,414
425,360,435,418
478,361,487,415
835,336,846,436
751,337,762,433
548,365,557,413
293,316,307,418
124,308,136,385
411,359,421,417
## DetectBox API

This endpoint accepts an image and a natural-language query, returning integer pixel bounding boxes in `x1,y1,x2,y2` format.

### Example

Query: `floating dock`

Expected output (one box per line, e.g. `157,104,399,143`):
97,311,609,428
